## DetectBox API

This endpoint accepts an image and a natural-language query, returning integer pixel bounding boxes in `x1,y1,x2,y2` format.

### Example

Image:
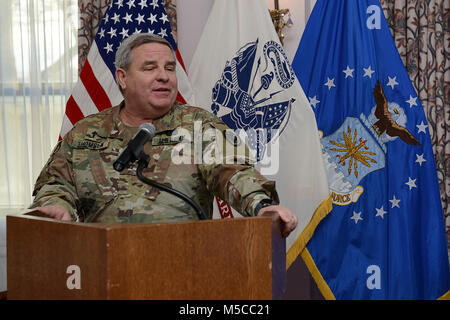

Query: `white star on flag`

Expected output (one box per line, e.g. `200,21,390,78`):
107,27,117,38
135,13,145,25
111,13,120,24
389,195,401,208
160,13,169,24
150,0,158,9
148,13,157,24
119,27,129,38
324,77,336,90
309,96,320,108
127,0,136,9
138,0,148,9
375,206,387,219
387,76,399,89
417,121,428,134
158,28,167,38
415,153,426,166
351,211,363,224
123,12,133,24
406,95,418,108
343,66,354,78
104,42,113,53
363,65,375,78
405,177,417,190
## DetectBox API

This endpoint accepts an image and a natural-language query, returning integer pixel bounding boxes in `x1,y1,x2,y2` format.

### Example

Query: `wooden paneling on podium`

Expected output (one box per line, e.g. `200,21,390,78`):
6,212,286,300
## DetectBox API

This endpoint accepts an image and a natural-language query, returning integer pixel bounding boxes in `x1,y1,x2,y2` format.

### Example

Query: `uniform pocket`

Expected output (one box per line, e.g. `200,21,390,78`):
72,136,119,219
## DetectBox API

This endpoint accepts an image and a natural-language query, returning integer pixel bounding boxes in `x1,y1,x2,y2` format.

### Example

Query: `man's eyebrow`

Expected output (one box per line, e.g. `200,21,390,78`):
142,60,157,66
141,60,176,67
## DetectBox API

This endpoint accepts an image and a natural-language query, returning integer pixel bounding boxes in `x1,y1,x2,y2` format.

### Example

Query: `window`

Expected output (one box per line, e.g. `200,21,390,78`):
0,0,77,213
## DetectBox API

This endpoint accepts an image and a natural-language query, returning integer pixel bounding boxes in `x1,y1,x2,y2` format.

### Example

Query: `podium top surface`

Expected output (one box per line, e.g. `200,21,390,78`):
7,212,277,230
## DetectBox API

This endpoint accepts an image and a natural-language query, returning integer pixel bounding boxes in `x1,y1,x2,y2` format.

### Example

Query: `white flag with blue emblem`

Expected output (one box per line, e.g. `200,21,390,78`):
188,0,331,267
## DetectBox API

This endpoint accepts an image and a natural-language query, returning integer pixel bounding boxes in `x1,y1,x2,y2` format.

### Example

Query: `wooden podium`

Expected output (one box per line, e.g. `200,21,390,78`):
6,213,286,300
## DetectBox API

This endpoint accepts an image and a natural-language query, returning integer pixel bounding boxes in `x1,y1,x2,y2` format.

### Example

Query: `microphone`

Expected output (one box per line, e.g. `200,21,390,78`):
113,121,207,220
113,122,156,172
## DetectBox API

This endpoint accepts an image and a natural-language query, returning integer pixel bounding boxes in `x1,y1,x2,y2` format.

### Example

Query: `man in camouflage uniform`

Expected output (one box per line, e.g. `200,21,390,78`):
29,33,297,237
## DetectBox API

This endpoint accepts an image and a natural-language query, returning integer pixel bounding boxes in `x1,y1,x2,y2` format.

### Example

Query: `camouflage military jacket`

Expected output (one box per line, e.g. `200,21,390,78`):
30,102,279,223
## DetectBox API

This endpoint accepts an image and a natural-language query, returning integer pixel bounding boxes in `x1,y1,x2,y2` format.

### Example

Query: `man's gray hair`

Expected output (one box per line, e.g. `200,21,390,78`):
114,33,175,70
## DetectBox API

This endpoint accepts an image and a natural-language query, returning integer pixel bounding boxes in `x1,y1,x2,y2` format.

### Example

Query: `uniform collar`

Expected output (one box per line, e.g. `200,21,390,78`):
111,101,182,138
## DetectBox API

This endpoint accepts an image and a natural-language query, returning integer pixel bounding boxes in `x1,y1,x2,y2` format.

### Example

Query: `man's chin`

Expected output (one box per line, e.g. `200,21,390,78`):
150,93,175,103
147,101,175,115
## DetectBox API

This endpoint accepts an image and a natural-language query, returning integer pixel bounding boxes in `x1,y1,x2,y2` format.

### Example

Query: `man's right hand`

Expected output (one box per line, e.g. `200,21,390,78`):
34,204,72,221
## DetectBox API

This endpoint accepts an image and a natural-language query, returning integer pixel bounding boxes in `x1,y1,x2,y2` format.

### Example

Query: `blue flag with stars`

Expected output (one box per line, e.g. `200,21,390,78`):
292,0,450,299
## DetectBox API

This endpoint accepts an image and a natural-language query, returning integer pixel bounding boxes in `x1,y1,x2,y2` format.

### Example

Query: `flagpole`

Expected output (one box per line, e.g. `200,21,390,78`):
269,1,292,46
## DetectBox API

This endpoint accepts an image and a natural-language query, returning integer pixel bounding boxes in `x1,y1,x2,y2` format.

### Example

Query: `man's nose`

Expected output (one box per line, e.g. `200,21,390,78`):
156,68,170,81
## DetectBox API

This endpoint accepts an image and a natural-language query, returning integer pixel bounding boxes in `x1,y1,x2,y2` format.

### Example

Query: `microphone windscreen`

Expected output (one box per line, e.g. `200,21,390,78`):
139,122,156,139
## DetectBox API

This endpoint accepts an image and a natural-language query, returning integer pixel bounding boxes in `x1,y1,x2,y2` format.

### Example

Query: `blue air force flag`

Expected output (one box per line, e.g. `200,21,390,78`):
188,0,331,267
292,0,450,299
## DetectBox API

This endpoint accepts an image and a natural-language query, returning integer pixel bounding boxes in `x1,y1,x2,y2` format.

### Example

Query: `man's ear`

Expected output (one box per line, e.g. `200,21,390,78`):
115,68,127,91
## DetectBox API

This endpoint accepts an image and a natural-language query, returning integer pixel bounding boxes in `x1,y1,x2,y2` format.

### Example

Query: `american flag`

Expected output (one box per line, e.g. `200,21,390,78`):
60,0,193,138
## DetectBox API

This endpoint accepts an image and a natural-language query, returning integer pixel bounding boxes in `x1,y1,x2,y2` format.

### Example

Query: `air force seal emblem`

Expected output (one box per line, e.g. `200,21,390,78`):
322,117,385,206
322,81,420,206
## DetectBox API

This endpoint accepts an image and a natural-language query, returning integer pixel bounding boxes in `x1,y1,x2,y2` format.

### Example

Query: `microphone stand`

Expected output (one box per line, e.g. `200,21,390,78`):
135,151,207,221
